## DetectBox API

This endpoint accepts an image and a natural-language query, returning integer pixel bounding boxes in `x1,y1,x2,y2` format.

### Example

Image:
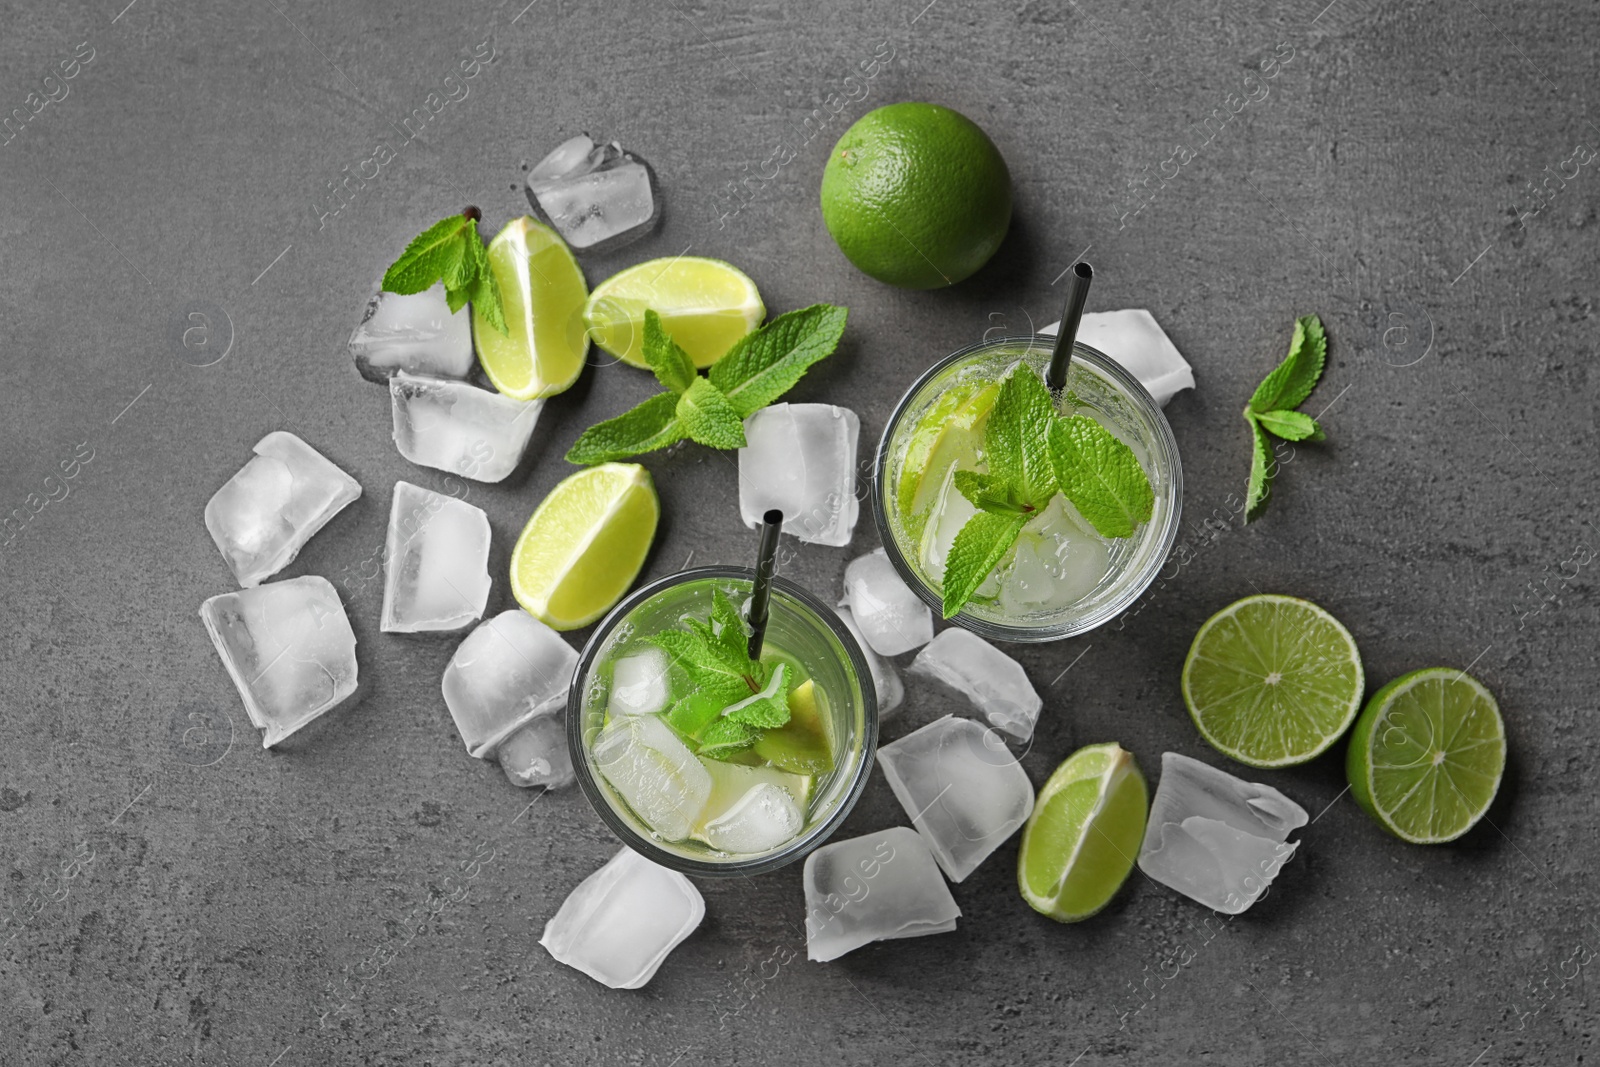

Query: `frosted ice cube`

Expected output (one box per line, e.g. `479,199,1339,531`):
837,606,904,721
841,549,933,656
593,714,712,842
738,403,860,547
908,629,1043,742
380,481,491,633
496,714,574,789
609,648,671,717
199,575,358,747
348,282,474,383
803,827,961,962
205,431,361,588
525,134,659,253
441,609,578,757
1137,752,1308,915
702,782,803,854
540,847,704,989
878,715,1035,882
390,372,543,483
1043,309,1194,406
997,497,1111,615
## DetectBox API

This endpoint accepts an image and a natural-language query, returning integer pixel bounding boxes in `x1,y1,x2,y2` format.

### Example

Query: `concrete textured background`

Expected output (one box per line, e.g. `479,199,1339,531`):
1,0,1596,1063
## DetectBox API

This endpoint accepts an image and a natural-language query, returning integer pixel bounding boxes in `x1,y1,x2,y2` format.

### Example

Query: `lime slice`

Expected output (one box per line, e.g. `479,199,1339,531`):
896,379,998,537
1182,594,1365,768
751,679,834,776
510,463,658,630
691,758,814,844
1017,742,1147,922
1346,668,1506,843
475,216,589,399
584,257,764,369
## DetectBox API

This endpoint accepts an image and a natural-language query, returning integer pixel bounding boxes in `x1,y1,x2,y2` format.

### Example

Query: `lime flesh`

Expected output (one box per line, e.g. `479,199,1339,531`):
474,216,589,399
1346,668,1506,843
1017,742,1147,922
584,257,764,369
896,379,999,539
752,679,834,776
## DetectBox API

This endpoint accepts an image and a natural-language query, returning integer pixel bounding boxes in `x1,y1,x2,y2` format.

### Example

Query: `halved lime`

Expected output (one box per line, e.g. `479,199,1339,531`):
475,216,590,399
1182,594,1364,768
896,379,998,537
1018,742,1147,922
510,464,658,630
1346,668,1506,843
583,257,764,369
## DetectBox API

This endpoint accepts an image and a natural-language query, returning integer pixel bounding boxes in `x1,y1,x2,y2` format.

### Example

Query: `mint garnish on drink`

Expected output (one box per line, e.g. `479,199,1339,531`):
566,304,848,464
940,366,1155,617
650,590,792,756
381,207,508,334
1243,314,1328,521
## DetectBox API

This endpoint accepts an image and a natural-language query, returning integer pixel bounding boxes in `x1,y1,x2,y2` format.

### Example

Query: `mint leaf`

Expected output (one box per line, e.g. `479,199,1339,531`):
722,663,791,728
464,236,506,334
1046,415,1154,539
666,692,725,740
953,469,1029,516
643,311,696,395
698,718,759,757
983,366,1057,508
1249,315,1326,414
381,210,508,335
940,510,1029,618
1245,416,1274,521
651,629,751,704
565,392,686,465
675,377,748,449
707,305,848,417
706,590,753,667
1255,409,1323,441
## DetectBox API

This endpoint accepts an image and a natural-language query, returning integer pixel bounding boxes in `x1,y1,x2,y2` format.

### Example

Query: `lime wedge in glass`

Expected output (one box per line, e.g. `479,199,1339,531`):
1182,594,1364,767
510,463,658,630
1346,667,1506,844
1017,742,1147,922
583,257,764,369
475,216,590,399
896,378,999,537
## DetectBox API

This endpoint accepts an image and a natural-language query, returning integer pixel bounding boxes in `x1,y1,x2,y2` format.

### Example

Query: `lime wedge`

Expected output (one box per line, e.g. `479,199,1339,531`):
475,217,589,399
510,463,659,630
1182,594,1365,768
691,758,814,844
584,257,764,369
896,379,998,537
1017,742,1147,922
1346,668,1505,843
751,679,834,776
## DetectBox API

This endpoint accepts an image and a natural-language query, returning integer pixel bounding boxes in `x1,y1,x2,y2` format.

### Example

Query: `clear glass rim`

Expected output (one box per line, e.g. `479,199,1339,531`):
566,566,880,877
872,335,1184,643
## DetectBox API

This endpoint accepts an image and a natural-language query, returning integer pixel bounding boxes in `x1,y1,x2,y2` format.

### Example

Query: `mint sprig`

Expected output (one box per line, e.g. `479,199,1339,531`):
1047,415,1154,539
381,208,507,335
566,305,848,465
1243,315,1328,521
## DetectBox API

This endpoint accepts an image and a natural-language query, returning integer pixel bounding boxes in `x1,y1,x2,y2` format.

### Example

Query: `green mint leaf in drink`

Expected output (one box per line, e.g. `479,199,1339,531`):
697,717,760,757
1046,415,1154,539
706,590,757,669
1245,415,1274,520
675,377,748,449
707,304,849,417
643,310,698,395
982,365,1058,509
1248,314,1327,414
1255,409,1324,441
381,209,508,334
565,392,687,465
666,692,726,741
953,469,1029,516
722,663,793,728
940,510,1029,617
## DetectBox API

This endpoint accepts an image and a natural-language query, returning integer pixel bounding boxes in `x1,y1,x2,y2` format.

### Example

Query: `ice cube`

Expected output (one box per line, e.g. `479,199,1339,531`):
917,464,978,584
836,606,904,721
908,629,1043,742
877,715,1035,882
390,372,543,483
348,282,474,383
997,497,1111,615
525,134,660,253
593,714,712,842
1043,309,1194,406
205,431,361,588
841,549,933,656
803,827,961,962
199,575,358,747
380,481,491,633
738,403,860,547
441,609,578,757
495,714,574,789
609,648,671,717
702,782,804,854
540,847,704,989
1137,752,1308,914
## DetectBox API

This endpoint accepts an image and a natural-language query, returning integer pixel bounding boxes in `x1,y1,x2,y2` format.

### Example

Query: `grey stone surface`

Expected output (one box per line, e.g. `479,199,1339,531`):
1,0,1596,1063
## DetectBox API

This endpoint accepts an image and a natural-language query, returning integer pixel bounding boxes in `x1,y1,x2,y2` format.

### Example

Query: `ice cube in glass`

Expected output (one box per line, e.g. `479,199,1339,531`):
738,403,859,547
593,714,712,842
390,372,543,483
803,826,960,962
380,481,491,634
441,609,577,757
540,847,703,989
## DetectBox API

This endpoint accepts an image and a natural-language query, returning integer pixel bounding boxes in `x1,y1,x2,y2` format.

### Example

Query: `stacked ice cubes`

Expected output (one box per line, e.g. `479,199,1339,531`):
524,134,660,253
803,827,961,962
738,403,860,547
909,628,1043,742
348,282,475,383
541,847,704,989
390,371,543,483
380,481,491,633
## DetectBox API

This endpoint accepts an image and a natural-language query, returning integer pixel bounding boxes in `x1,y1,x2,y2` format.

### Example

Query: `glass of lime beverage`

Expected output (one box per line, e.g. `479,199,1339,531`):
875,336,1183,642
569,567,877,876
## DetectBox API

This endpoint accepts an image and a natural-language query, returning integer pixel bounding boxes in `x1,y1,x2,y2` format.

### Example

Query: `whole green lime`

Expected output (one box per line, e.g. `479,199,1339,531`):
820,102,1012,289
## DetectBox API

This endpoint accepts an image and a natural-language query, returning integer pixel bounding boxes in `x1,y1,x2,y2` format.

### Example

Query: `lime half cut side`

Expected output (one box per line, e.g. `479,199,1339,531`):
1346,668,1506,844
583,257,764,369
1182,594,1365,768
1017,742,1147,923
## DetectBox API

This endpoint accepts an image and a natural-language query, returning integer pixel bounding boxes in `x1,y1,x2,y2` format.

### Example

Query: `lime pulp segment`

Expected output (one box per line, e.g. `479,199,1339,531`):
583,257,764,369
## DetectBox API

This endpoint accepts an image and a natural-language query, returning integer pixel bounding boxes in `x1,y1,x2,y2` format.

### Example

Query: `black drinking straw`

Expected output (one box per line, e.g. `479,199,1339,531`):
746,509,783,661
1046,261,1094,393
